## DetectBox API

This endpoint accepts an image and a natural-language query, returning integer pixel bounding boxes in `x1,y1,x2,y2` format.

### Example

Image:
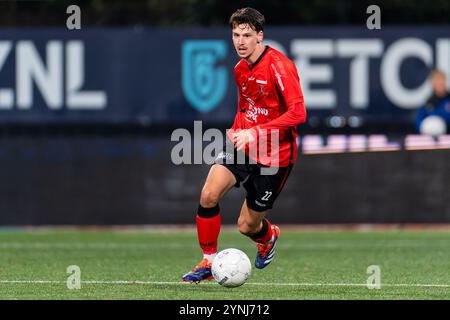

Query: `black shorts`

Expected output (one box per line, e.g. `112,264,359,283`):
214,143,293,212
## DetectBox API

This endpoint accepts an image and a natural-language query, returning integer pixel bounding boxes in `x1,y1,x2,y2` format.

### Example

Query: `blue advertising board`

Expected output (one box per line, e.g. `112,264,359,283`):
0,26,449,125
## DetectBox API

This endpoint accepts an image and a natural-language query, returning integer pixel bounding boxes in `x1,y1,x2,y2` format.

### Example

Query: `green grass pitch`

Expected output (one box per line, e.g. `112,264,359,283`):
0,228,449,299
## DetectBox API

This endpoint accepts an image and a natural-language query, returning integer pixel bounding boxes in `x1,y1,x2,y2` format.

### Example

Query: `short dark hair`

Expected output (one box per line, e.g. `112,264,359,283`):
229,7,265,33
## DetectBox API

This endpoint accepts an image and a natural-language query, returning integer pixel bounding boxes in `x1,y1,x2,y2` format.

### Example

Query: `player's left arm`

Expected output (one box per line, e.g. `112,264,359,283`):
233,60,307,151
257,60,307,131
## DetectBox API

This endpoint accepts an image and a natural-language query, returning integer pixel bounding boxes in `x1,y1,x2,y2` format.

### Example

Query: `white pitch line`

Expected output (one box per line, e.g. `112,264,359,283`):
1,241,449,250
0,280,449,288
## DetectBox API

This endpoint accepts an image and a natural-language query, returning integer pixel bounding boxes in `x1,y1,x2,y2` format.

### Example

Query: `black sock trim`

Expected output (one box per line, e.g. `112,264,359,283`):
197,204,220,218
250,218,269,240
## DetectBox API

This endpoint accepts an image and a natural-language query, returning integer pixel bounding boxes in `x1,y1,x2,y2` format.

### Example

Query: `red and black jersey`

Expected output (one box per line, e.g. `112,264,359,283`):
228,46,307,167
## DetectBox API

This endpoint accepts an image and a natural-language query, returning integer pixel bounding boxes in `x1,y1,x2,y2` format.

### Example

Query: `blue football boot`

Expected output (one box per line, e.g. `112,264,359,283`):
182,258,214,283
255,225,280,269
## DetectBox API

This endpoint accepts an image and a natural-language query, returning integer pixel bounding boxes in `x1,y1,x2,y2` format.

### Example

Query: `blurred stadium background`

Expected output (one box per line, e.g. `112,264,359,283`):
0,0,448,226
0,0,449,300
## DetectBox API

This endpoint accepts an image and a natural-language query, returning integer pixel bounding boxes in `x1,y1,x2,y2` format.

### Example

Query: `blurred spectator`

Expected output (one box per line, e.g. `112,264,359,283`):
416,69,450,135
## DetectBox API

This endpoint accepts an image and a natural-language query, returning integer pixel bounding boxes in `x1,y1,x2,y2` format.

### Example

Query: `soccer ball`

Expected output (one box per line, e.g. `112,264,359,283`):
420,115,447,136
211,248,251,288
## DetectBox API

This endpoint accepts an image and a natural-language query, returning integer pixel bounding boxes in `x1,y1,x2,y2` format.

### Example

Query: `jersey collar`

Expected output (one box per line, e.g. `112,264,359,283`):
248,45,269,70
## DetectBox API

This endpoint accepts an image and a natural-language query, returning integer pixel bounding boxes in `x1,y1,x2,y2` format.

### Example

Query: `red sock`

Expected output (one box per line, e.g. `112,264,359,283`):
196,205,221,255
251,218,274,244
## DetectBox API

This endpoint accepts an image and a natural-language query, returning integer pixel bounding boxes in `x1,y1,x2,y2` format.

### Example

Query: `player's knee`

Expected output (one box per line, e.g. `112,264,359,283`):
200,187,221,208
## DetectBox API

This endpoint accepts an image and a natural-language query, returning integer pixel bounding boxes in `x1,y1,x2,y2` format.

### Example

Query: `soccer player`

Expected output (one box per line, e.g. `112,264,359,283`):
182,7,307,282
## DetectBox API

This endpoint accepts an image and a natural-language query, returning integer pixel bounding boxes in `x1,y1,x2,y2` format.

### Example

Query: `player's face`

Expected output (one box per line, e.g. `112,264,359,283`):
232,24,263,60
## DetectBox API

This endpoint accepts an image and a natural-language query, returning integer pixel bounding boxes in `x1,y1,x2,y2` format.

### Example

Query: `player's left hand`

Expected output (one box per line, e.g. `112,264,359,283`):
232,128,257,151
